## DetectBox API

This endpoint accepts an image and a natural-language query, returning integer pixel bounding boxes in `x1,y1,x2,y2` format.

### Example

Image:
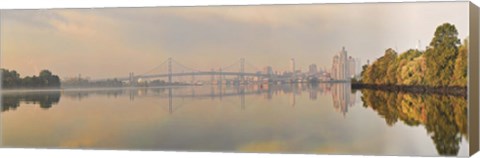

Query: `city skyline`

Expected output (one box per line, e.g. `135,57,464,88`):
0,2,469,79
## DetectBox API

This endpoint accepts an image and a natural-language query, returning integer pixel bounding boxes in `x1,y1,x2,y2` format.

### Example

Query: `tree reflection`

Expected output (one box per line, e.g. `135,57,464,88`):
360,89,467,155
2,92,61,111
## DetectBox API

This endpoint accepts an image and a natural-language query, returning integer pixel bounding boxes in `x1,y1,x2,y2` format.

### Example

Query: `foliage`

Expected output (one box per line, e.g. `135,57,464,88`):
424,23,461,87
359,23,467,87
1,69,61,89
451,39,468,86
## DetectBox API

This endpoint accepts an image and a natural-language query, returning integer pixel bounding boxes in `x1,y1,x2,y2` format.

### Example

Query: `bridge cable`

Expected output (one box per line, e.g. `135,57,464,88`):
221,60,241,71
171,59,202,72
245,60,261,72
138,58,170,77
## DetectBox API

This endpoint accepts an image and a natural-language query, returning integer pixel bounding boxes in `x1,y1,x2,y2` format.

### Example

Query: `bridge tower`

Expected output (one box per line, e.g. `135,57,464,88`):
168,88,173,114
129,72,135,87
240,86,245,110
240,58,245,84
168,58,172,84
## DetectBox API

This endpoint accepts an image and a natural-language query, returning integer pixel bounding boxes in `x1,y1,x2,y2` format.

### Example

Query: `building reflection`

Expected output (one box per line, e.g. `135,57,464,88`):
2,84,357,115
331,83,356,116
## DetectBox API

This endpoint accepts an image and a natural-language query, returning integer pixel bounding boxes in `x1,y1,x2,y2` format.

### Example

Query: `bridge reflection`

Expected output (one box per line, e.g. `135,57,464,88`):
1,83,356,116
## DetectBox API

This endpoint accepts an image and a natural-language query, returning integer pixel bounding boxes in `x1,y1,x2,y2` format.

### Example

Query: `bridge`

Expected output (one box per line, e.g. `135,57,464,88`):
95,58,292,84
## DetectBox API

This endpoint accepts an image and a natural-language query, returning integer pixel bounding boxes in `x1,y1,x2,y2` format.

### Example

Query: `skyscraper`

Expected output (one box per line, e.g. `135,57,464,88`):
263,66,273,75
332,55,339,80
331,47,354,81
290,58,296,79
348,57,356,79
290,58,296,73
308,64,318,75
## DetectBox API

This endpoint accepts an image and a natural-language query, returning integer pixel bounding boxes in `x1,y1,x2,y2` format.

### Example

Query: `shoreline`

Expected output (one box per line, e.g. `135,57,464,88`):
351,83,467,97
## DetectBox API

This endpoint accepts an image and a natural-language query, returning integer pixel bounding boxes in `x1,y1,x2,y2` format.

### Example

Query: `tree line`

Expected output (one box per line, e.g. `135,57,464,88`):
2,69,61,89
360,23,467,88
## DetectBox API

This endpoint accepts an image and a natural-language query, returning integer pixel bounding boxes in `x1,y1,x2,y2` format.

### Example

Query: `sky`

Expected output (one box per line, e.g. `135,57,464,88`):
0,2,469,79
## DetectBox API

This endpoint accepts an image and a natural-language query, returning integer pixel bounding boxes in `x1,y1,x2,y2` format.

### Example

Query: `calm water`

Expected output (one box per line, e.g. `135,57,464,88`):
0,83,469,156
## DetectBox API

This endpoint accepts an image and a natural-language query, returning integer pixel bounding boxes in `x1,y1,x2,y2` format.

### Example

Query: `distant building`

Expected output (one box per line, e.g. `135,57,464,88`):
331,47,355,80
263,66,273,75
348,57,356,79
290,58,296,73
308,64,318,75
355,57,361,77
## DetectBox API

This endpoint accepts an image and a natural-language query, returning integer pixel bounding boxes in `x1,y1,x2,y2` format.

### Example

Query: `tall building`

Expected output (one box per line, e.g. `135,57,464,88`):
332,55,339,80
290,58,296,73
331,47,354,80
331,47,361,81
348,57,356,79
308,64,318,75
290,58,296,79
263,66,273,75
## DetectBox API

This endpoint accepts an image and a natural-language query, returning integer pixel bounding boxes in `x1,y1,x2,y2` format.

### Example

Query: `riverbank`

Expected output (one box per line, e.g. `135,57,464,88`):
351,83,467,97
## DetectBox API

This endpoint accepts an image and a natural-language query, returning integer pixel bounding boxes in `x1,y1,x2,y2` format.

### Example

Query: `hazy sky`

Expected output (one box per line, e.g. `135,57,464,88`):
0,2,469,79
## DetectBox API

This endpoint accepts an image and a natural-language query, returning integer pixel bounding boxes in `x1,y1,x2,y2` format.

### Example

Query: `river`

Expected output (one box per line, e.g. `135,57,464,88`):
0,83,469,156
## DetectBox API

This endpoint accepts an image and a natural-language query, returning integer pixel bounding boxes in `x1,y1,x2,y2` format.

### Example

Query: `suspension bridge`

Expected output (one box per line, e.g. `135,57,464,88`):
95,58,291,84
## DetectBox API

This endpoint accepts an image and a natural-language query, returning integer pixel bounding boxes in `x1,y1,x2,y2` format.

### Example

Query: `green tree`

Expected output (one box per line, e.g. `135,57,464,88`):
361,64,374,84
424,23,460,87
38,70,61,88
2,69,21,88
385,49,400,85
371,48,397,84
1,69,61,89
451,39,468,87
395,49,423,85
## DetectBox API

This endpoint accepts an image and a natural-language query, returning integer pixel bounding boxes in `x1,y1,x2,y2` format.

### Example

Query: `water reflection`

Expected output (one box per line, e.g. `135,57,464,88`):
3,84,356,115
2,92,61,111
360,89,467,155
0,84,468,156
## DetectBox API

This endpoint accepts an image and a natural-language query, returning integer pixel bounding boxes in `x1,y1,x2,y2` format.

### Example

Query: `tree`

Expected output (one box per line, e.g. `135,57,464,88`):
2,69,21,88
38,70,61,88
385,49,399,85
370,48,397,84
361,64,373,84
1,69,61,89
424,23,460,87
395,49,423,85
451,39,468,87
39,70,53,78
